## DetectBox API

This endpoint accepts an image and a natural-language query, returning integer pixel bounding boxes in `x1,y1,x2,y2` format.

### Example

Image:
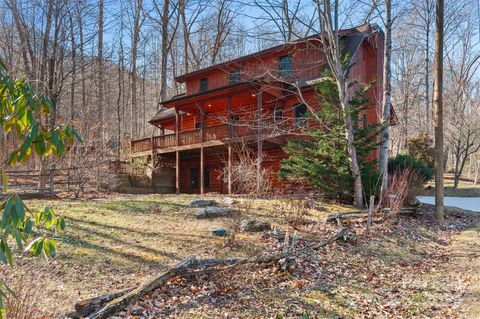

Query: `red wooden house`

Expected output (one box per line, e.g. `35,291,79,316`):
130,24,385,194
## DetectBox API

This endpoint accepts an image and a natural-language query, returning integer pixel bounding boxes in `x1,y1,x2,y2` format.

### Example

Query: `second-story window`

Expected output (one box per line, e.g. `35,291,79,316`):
271,106,284,124
294,103,307,129
229,69,241,84
278,55,293,77
199,78,208,92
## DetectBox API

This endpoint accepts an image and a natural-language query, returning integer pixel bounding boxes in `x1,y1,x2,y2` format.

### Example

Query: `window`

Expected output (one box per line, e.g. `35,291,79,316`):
278,55,293,77
362,113,367,128
294,103,307,129
229,69,241,84
199,78,208,92
195,122,201,129
189,168,199,189
271,106,284,124
189,167,210,189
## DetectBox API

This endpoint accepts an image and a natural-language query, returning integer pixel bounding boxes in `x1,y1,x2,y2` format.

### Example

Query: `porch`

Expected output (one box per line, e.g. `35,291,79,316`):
130,123,258,157
146,141,289,195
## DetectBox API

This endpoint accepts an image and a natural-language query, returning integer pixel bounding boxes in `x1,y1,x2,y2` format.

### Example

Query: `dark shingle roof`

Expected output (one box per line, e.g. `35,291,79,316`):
149,107,186,123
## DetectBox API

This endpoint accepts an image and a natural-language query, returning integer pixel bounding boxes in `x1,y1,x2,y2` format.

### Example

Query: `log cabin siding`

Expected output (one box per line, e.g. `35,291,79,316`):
179,154,226,193
133,24,385,194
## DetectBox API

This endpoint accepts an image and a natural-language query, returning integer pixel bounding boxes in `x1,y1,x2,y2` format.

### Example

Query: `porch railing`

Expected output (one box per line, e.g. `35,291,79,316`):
131,123,262,153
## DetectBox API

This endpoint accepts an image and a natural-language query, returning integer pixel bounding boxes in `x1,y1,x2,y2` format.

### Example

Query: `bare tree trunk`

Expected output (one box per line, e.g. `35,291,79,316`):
425,11,431,135
474,160,479,185
78,7,86,124
98,0,104,145
40,0,54,93
160,0,170,102
179,0,189,74
117,61,122,160
433,0,444,223
131,0,143,138
38,0,54,190
69,13,76,123
380,0,392,197
96,0,104,190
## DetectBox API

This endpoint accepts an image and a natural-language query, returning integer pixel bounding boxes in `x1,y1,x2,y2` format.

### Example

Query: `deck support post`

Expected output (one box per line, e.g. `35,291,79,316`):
200,103,205,195
200,103,205,142
176,151,180,194
151,131,155,190
228,143,232,194
175,107,179,146
200,147,205,195
227,95,232,138
256,88,263,195
227,95,232,195
150,130,155,161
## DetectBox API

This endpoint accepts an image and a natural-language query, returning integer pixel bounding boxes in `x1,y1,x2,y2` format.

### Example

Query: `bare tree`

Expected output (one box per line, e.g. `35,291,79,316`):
433,0,444,222
98,0,105,145
130,0,144,138
151,0,180,102
380,0,392,196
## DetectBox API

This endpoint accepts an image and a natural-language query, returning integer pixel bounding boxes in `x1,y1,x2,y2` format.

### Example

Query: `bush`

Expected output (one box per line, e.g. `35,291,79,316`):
405,135,435,168
388,154,433,204
388,154,433,182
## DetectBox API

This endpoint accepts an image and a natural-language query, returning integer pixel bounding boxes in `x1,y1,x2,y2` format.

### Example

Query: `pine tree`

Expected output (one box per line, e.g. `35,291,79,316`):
280,75,380,203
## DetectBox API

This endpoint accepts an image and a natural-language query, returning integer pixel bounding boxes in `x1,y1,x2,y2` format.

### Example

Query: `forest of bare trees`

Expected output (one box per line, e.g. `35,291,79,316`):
1,0,479,186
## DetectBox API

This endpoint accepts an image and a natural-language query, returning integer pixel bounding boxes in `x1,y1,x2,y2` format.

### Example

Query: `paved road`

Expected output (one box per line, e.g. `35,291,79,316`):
417,196,480,212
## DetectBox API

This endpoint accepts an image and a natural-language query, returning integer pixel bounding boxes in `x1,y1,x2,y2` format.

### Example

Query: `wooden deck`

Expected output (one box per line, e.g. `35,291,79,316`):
130,124,258,156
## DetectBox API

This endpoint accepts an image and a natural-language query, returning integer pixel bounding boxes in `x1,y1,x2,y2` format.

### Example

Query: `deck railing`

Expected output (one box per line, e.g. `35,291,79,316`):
131,123,264,154
131,137,152,153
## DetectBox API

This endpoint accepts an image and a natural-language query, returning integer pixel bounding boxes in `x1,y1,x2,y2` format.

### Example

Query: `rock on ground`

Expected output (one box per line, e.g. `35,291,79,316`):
189,199,219,208
221,197,236,205
195,207,233,219
240,219,271,232
210,227,228,236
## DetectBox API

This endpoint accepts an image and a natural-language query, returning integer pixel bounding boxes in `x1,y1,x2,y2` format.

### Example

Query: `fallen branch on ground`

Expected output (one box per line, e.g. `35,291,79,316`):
73,288,134,318
326,211,366,223
72,227,346,319
326,208,418,224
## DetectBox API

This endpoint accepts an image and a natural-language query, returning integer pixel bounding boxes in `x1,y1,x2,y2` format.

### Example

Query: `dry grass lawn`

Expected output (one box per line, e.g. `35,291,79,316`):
1,193,479,318
448,222,480,318
0,193,354,317
422,174,480,197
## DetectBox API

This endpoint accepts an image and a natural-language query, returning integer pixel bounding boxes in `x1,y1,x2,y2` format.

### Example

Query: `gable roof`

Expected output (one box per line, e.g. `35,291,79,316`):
149,106,186,124
175,23,377,83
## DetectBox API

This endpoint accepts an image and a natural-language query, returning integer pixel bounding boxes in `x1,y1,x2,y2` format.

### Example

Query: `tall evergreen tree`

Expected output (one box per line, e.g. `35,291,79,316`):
280,75,380,203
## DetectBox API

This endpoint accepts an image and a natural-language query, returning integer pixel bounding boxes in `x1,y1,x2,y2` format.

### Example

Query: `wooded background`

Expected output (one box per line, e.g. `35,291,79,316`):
0,0,479,182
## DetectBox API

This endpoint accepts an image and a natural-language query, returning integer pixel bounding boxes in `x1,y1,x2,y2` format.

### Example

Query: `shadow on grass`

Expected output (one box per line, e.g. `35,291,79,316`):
61,215,225,268
88,200,190,216
63,222,182,260
60,233,171,268
65,216,166,238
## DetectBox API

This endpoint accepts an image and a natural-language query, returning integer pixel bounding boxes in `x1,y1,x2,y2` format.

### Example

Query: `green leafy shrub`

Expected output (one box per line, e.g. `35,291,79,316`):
405,135,435,168
0,59,80,315
388,154,433,182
